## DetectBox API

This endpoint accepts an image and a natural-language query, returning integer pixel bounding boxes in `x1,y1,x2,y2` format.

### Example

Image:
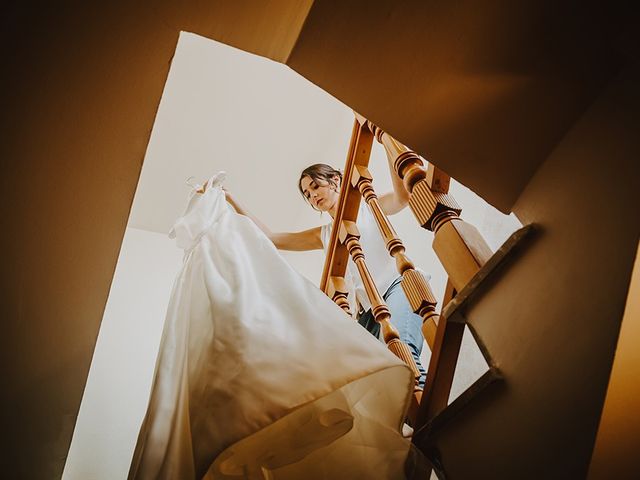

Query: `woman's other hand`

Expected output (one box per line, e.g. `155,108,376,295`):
222,187,241,213
222,186,234,203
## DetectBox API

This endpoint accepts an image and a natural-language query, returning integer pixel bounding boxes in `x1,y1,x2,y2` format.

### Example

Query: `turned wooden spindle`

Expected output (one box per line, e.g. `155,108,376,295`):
338,220,423,412
350,165,439,350
327,276,352,316
367,123,492,292
367,122,461,231
339,221,400,346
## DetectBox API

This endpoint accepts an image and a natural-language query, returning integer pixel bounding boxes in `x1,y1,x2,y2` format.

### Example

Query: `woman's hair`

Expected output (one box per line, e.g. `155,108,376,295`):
298,164,342,206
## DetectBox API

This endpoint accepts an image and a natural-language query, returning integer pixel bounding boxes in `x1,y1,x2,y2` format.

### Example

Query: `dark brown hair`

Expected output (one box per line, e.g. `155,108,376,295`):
298,164,342,208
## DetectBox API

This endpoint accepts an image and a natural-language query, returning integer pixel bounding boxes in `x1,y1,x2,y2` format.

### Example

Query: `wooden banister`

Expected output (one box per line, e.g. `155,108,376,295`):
368,123,493,291
339,219,423,423
321,117,495,434
350,165,439,351
366,123,494,433
319,120,372,294
319,118,425,424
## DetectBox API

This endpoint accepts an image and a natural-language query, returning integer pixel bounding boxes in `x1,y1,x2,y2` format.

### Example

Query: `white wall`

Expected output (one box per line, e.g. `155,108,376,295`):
63,228,182,480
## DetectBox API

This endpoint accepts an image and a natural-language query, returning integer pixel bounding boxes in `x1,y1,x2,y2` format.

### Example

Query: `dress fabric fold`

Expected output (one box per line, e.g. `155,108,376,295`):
128,173,417,479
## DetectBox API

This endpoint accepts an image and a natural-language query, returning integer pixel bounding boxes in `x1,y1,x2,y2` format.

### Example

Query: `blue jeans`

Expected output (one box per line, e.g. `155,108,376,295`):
357,276,427,388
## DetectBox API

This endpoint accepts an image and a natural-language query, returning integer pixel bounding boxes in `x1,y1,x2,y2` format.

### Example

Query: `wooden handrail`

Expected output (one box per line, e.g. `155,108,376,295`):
319,119,372,293
339,219,424,422
319,118,425,424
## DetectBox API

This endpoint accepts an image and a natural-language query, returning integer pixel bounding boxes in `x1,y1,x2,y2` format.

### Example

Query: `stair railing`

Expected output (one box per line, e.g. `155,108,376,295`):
319,119,424,423
364,119,494,430
320,115,495,435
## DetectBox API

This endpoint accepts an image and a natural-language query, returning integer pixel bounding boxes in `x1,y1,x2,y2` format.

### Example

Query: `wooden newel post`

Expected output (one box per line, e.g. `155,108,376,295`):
338,220,423,422
368,123,493,292
350,165,440,351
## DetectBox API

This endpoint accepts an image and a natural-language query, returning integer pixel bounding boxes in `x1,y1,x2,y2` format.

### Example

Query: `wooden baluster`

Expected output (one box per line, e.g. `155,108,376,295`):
327,275,352,316
350,165,439,351
320,119,373,294
420,279,456,351
416,278,461,430
338,220,423,424
365,122,492,431
367,123,493,292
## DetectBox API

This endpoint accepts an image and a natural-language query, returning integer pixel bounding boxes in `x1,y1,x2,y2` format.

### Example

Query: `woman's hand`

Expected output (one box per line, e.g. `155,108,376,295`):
222,187,242,214
221,186,323,251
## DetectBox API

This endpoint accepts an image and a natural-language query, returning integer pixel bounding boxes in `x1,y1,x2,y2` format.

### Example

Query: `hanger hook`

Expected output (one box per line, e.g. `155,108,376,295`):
185,176,199,189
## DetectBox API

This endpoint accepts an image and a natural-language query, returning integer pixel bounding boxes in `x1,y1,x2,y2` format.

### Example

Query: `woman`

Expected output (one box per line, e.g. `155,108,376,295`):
226,163,427,388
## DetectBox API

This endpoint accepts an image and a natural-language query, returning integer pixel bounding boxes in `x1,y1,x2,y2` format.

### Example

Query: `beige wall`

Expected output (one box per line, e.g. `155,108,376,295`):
2,2,636,478
0,2,312,478
425,67,640,479
588,241,640,479
1,5,175,478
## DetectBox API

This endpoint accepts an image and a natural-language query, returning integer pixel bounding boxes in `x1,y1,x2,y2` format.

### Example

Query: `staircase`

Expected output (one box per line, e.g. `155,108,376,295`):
318,117,536,478
5,1,638,478
205,2,640,477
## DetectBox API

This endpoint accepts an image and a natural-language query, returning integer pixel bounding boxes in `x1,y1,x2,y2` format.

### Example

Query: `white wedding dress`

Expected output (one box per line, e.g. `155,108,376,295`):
128,173,423,479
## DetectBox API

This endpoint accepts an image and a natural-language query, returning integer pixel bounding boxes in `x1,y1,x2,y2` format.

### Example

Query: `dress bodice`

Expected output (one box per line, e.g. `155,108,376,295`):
169,172,228,252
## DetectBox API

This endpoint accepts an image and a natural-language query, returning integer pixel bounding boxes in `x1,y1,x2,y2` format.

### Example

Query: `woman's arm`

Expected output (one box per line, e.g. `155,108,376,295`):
353,112,410,216
268,228,323,251
225,190,323,251
378,150,410,215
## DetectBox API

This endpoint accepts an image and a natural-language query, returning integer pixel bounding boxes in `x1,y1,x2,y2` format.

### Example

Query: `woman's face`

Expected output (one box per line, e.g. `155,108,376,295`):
299,175,340,212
